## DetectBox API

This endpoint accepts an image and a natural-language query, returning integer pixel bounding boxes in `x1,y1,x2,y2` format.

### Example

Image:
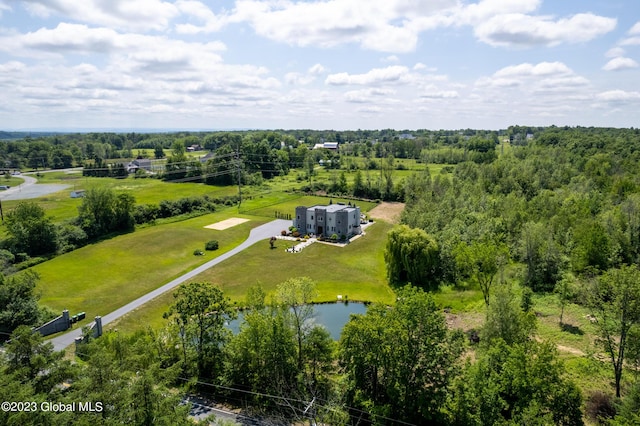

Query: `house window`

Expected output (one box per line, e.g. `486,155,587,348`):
311,215,314,220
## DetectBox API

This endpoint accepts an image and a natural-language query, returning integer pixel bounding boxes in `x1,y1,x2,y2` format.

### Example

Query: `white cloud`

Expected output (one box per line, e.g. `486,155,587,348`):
284,72,314,86
232,0,457,53
606,47,626,58
383,55,400,63
420,90,459,99
595,90,640,103
629,21,640,35
308,64,326,75
603,57,639,71
474,13,616,47
620,36,640,46
0,23,226,63
174,0,229,34
325,66,410,86
21,0,179,32
344,88,396,103
0,1,10,16
494,62,573,78
476,61,589,96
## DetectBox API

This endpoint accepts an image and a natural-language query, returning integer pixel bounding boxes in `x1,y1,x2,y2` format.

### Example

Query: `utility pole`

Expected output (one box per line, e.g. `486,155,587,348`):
236,148,242,211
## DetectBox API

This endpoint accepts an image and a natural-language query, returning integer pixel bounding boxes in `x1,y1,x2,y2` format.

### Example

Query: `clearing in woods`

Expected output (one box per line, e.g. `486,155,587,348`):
368,202,405,224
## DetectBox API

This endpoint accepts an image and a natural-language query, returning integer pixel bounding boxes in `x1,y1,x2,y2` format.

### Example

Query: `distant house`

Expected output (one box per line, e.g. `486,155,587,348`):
126,158,152,174
312,142,339,150
398,133,415,140
187,144,203,152
294,204,361,238
70,190,85,198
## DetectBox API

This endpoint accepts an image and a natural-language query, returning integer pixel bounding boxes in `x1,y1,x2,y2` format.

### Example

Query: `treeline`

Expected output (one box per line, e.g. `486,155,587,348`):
0,189,228,273
0,126,524,171
8,278,637,425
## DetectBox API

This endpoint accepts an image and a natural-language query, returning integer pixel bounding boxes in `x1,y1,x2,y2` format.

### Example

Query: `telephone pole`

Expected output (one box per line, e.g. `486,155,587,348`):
236,149,242,210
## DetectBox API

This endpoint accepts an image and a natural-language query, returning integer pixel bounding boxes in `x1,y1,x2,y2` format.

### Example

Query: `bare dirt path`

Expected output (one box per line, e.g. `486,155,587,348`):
368,202,405,224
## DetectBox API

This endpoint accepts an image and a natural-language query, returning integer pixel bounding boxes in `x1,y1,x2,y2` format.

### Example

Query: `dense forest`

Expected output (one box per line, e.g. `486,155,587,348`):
2,126,640,425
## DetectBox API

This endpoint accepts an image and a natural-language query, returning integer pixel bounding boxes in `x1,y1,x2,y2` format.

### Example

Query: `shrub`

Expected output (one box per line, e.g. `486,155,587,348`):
281,230,287,236
292,231,300,238
331,234,339,241
586,391,616,424
205,240,219,251
193,249,204,256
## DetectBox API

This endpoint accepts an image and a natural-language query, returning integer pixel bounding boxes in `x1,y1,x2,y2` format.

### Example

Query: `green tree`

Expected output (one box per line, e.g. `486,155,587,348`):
520,221,564,291
587,265,640,397
481,284,536,346
164,140,188,181
77,187,135,239
0,271,48,334
224,305,299,403
276,277,317,371
384,225,441,290
164,282,235,378
154,144,165,159
448,340,584,425
454,240,508,306
340,286,464,424
5,201,58,256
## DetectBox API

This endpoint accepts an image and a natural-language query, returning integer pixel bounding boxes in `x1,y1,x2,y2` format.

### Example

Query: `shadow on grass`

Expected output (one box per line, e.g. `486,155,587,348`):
560,322,584,335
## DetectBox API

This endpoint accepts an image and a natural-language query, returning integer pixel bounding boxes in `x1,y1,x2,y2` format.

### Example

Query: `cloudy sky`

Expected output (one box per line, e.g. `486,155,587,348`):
0,0,638,131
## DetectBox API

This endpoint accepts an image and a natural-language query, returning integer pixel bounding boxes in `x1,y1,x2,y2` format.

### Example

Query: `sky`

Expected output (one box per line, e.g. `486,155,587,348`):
0,0,639,131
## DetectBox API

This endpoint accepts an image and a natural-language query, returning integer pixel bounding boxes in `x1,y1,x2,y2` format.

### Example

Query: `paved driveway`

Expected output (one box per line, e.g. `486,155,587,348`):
0,173,70,200
48,219,291,351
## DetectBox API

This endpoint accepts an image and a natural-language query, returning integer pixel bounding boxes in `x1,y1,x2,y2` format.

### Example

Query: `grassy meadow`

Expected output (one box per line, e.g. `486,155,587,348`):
34,211,266,326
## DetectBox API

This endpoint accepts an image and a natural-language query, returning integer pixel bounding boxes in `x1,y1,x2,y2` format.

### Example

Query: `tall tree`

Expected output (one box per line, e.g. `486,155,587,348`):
384,225,441,290
454,240,508,306
5,201,58,256
276,277,317,371
587,265,640,397
340,286,464,424
77,187,135,239
164,282,235,378
0,271,48,334
448,340,584,426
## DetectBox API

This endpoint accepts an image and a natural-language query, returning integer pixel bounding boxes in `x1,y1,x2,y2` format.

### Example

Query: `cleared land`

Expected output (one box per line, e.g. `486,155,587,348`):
368,202,405,224
34,211,265,326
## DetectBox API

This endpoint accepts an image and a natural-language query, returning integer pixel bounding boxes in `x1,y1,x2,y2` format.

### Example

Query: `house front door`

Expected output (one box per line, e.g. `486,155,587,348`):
317,226,323,236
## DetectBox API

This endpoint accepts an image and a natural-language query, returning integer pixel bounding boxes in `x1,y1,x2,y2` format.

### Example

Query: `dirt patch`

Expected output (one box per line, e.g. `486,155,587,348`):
368,202,405,224
204,218,250,230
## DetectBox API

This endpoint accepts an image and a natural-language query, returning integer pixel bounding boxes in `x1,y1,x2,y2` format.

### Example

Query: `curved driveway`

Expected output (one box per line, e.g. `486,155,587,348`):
48,219,292,351
0,173,70,201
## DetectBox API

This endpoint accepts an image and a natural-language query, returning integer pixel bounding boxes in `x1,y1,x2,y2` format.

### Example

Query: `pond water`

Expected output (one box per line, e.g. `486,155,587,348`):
227,302,368,340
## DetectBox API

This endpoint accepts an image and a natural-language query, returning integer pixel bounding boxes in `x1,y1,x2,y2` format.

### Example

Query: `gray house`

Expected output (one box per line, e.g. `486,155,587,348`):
294,204,361,238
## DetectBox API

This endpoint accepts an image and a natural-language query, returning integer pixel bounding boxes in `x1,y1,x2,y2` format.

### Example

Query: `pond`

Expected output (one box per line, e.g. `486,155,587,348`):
226,302,368,340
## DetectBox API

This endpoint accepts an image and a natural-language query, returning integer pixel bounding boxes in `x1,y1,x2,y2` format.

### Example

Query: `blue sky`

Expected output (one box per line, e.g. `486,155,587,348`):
0,0,638,130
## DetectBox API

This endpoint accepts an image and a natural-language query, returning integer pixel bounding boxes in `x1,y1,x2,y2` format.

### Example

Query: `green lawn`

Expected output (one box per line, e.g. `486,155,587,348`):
34,210,266,326
1,173,239,223
109,220,395,333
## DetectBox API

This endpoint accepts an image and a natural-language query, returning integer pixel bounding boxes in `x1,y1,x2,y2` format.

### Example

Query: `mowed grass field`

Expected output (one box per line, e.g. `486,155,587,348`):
110,220,395,332
1,171,239,223
33,210,267,326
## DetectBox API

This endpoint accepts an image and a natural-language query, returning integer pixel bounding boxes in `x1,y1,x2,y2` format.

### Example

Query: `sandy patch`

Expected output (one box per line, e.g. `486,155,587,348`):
205,218,250,230
368,202,405,224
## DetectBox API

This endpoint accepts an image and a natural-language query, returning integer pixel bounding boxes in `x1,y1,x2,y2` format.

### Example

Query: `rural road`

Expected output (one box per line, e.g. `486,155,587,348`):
0,171,73,201
48,218,292,351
